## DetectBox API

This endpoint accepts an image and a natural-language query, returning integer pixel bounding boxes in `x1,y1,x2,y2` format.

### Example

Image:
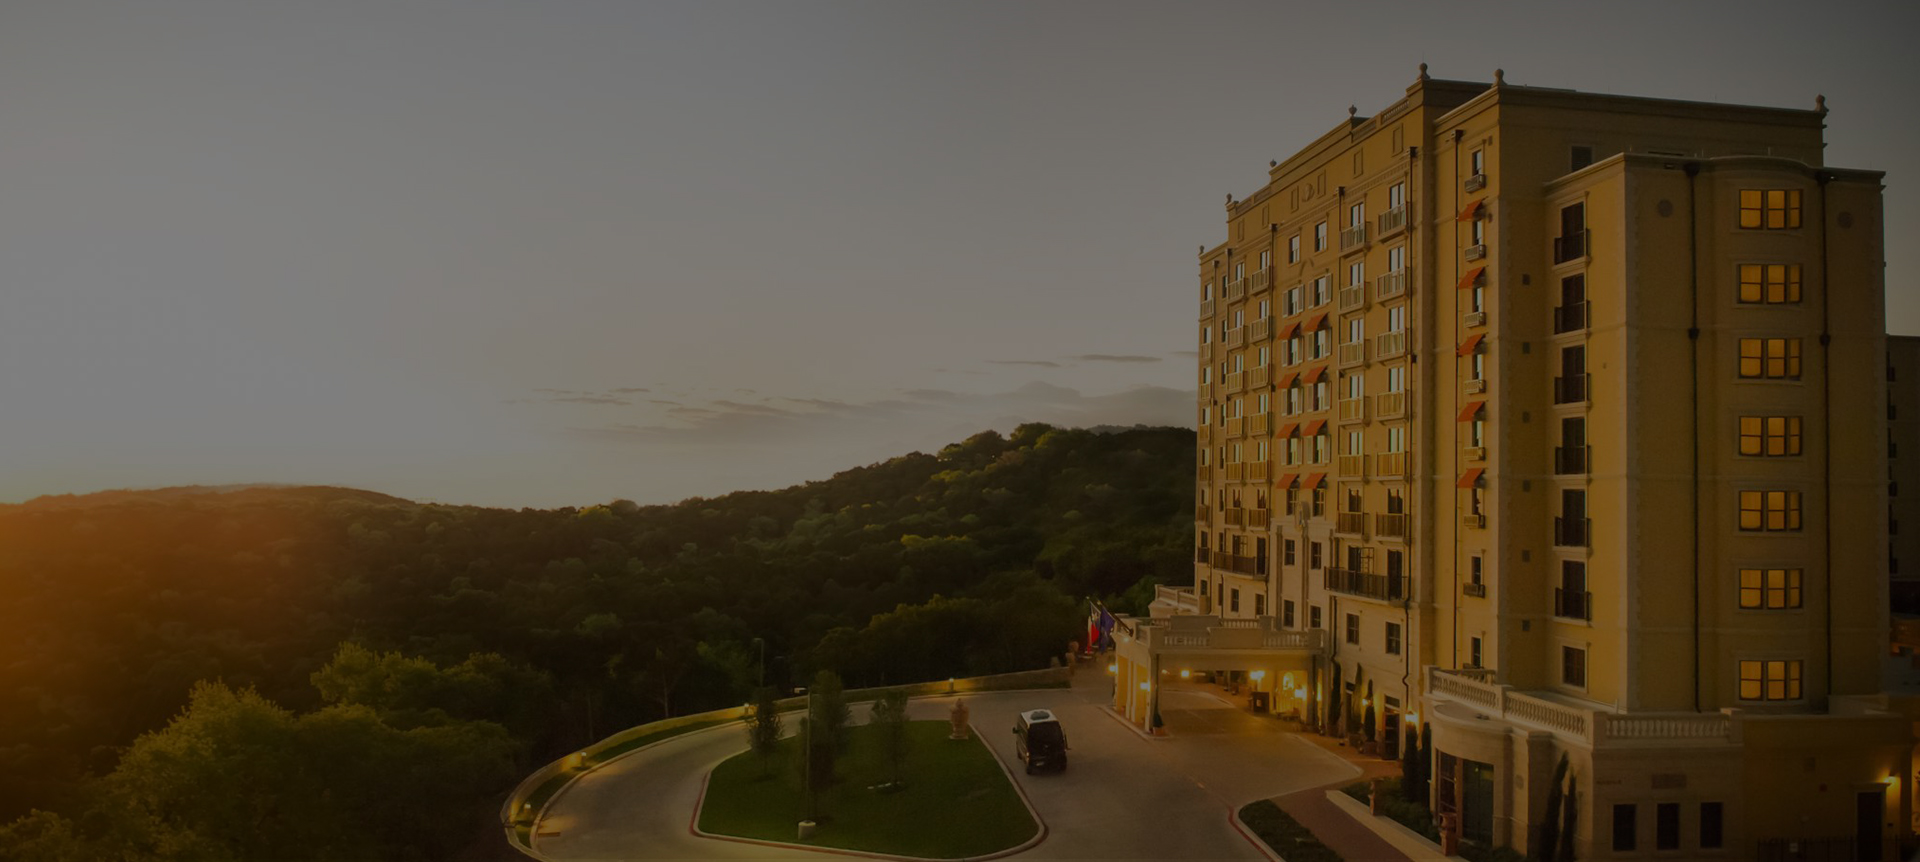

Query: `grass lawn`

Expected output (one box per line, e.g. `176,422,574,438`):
698,720,1039,859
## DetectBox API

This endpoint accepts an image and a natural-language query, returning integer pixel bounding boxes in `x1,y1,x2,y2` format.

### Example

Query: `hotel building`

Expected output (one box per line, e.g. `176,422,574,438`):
1125,69,1911,860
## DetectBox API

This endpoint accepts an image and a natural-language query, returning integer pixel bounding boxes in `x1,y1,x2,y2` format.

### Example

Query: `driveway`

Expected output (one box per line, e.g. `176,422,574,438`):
531,667,1360,861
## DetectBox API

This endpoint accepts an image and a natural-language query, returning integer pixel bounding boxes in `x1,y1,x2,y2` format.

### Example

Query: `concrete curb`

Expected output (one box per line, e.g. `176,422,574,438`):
1227,805,1288,862
687,721,1048,862
1322,788,1464,862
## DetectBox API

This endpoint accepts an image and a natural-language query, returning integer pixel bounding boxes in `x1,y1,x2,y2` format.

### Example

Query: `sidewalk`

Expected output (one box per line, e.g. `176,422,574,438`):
1270,733,1416,862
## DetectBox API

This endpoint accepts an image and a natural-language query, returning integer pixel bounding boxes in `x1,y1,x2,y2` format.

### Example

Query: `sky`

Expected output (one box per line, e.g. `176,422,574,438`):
2,0,1915,509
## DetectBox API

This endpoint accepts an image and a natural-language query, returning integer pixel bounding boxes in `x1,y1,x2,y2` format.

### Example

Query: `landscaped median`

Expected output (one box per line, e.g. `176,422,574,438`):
1236,800,1343,862
500,666,1070,855
696,720,1039,858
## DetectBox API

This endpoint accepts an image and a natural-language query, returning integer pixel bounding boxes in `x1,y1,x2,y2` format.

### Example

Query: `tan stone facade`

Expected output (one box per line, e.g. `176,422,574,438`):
1890,335,1920,613
1183,72,1908,860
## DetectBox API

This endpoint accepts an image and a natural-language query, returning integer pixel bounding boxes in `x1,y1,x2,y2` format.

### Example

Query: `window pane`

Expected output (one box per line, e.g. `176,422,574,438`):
1740,264,1763,303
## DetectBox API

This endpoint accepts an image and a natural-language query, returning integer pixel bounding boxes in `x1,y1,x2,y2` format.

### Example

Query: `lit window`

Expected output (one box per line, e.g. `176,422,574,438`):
1738,659,1803,700
1314,222,1328,251
1737,337,1802,380
1738,264,1803,304
1738,415,1803,456
1739,568,1804,609
1289,235,1301,263
1385,622,1402,655
1738,490,1803,532
1345,613,1359,645
1739,189,1803,230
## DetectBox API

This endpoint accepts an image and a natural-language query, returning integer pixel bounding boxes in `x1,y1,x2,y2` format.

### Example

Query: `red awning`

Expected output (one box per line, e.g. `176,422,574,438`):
1455,199,1485,222
1277,472,1298,487
1456,400,1485,422
1304,473,1327,488
1456,467,1485,488
1278,371,1300,388
1278,422,1300,437
1305,313,1329,330
1455,266,1486,290
1457,333,1486,356
1304,365,1328,383
1278,321,1302,339
1303,419,1327,435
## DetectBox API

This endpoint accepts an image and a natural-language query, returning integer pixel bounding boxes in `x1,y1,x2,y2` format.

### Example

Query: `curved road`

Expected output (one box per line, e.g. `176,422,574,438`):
531,670,1359,861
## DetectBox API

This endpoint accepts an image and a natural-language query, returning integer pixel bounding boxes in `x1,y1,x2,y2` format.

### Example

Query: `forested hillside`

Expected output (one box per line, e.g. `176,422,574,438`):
0,424,1193,860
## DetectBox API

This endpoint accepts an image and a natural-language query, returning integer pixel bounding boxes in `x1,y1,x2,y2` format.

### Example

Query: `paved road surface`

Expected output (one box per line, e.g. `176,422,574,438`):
533,669,1359,861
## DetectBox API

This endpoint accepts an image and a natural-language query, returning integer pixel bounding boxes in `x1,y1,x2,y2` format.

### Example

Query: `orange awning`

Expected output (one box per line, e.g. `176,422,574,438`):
1455,199,1485,222
1457,333,1485,356
1304,472,1327,488
1277,472,1298,488
1278,321,1302,339
1457,400,1485,422
1305,313,1329,330
1304,365,1328,383
1278,371,1300,388
1455,266,1486,290
1278,422,1299,437
1456,468,1485,489
1303,419,1327,435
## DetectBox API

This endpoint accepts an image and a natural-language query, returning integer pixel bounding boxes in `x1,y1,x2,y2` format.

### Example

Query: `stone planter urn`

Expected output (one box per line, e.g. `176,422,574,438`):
798,820,817,840
949,698,971,740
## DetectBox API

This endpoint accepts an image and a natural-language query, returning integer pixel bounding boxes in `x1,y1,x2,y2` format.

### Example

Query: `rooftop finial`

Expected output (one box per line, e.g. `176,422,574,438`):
1815,94,1828,115
1418,62,1429,81
1269,160,1277,167
1493,68,1505,87
1348,104,1357,119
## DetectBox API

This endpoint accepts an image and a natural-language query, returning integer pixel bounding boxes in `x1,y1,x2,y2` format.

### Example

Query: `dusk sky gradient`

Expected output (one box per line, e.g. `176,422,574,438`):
3,0,1915,508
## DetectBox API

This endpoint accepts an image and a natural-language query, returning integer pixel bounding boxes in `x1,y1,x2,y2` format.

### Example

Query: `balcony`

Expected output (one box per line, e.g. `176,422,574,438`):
1225,416,1244,437
1375,512,1407,539
1464,173,1487,192
1250,366,1270,389
1554,445,1590,475
1247,461,1270,482
1247,508,1270,529
1225,462,1246,482
1226,277,1247,302
1341,223,1369,250
1554,587,1593,622
1223,371,1244,394
1199,341,1214,362
1335,511,1368,535
1337,454,1367,477
1464,243,1487,261
1463,310,1486,328
1197,424,1212,444
1249,412,1271,435
1338,340,1366,367
1375,329,1408,360
1554,516,1591,548
1210,550,1261,576
1376,270,1408,301
1461,512,1485,529
1462,582,1486,598
1200,298,1216,320
1553,230,1590,265
1251,316,1273,341
1195,505,1210,523
1195,545,1210,563
1376,451,1408,478
1251,269,1271,293
1553,301,1588,334
1553,373,1590,405
1338,284,1367,312
1464,378,1487,394
1425,667,1738,748
1337,397,1367,424
1463,446,1486,462
1325,567,1407,602
1226,326,1247,348
1224,507,1246,526
1378,206,1407,236
1375,391,1408,421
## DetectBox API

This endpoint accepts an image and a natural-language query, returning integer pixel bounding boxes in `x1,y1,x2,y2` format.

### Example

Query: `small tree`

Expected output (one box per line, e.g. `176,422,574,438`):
812,671,852,757
1539,753,1570,862
1559,772,1579,862
1400,725,1424,803
869,689,909,788
1327,664,1344,733
1416,723,1434,805
1361,682,1377,743
797,715,833,820
744,686,783,779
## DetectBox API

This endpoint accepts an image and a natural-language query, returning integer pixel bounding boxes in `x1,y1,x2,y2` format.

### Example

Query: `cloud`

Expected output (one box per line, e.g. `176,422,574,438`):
549,395,631,406
1169,350,1199,358
987,359,1062,368
1068,353,1162,363
610,387,651,394
577,381,1189,447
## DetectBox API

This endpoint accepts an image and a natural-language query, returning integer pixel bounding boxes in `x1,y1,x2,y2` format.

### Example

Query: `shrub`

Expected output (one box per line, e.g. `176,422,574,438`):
1236,801,1343,862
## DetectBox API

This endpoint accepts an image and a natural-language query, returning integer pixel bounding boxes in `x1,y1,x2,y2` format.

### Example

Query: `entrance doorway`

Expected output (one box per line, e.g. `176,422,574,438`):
1858,789,1884,862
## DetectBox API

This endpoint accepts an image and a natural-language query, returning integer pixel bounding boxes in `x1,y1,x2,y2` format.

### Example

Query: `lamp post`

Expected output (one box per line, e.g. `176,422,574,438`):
752,638,765,688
